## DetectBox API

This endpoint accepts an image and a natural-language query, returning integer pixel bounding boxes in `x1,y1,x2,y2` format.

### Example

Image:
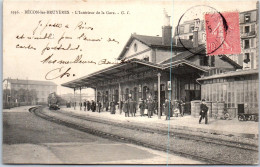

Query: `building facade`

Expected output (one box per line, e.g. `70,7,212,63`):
4,79,57,103
199,69,259,114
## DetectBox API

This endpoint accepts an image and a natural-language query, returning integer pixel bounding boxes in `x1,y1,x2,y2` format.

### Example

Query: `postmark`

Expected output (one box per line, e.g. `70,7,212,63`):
205,12,241,55
176,5,228,56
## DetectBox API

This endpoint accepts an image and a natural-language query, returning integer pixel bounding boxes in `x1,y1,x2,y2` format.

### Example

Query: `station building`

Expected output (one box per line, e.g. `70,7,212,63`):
62,13,245,116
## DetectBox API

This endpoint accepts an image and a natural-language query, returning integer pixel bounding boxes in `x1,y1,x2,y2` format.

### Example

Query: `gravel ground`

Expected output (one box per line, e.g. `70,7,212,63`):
58,109,258,147
42,108,258,164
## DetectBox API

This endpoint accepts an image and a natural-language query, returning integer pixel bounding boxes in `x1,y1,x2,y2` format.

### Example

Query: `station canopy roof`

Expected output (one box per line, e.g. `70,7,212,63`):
197,69,259,81
62,58,207,89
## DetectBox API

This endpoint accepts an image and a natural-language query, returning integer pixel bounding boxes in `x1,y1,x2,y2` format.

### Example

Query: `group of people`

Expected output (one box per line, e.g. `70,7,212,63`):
120,95,186,119
76,100,98,112
67,98,209,124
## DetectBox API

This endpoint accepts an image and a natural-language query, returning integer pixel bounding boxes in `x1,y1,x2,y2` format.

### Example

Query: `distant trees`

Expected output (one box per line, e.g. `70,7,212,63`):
3,88,38,108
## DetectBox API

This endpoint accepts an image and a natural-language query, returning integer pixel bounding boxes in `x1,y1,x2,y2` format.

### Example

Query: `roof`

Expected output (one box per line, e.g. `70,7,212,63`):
160,45,205,64
117,34,193,60
62,58,207,89
7,79,57,86
197,69,258,81
160,45,242,69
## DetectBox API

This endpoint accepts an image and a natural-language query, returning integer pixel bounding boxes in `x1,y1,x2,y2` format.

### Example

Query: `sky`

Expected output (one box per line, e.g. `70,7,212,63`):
3,0,258,95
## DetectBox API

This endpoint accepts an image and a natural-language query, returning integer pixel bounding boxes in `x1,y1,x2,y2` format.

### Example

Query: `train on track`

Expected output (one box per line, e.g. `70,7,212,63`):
48,92,60,110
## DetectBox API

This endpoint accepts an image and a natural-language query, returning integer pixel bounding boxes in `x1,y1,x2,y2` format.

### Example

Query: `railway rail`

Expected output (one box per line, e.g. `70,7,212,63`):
29,107,258,165
53,109,258,152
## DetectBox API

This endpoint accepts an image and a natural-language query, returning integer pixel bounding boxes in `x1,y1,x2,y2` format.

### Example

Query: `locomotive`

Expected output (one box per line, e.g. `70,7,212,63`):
48,92,60,110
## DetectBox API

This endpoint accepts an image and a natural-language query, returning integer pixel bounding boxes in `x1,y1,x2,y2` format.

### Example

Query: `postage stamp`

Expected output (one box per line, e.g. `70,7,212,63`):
205,12,241,55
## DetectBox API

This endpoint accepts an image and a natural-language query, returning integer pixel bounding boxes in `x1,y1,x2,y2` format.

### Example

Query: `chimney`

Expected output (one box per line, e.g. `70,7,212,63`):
162,9,172,45
193,18,200,48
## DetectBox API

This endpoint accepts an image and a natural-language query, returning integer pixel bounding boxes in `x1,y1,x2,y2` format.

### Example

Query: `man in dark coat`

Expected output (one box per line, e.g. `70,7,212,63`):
128,96,136,117
87,101,91,111
147,97,153,118
91,100,96,112
180,99,185,117
153,99,158,115
164,98,171,120
79,102,82,110
105,101,109,111
83,100,87,111
123,100,129,117
120,100,123,114
110,100,116,114
139,99,145,117
199,99,208,124
97,101,102,113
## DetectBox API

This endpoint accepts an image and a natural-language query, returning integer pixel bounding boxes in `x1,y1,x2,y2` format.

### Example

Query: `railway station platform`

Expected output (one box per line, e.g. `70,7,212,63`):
60,106,258,140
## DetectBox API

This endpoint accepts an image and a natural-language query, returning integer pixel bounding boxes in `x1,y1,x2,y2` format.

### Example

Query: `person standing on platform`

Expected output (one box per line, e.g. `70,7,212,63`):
154,99,158,115
199,99,208,124
105,101,109,111
180,99,185,117
151,99,155,116
147,96,153,118
164,98,170,120
87,101,91,111
110,100,116,114
139,99,145,117
97,101,102,113
128,95,136,117
123,100,129,117
83,100,87,111
91,100,96,112
120,100,123,114
79,102,82,110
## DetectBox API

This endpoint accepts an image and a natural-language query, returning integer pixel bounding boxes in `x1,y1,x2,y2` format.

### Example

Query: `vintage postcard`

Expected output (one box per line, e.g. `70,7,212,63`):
2,0,259,165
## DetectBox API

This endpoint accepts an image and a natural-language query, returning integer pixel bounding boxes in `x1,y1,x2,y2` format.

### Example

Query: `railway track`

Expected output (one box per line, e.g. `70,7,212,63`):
53,109,258,152
29,107,258,165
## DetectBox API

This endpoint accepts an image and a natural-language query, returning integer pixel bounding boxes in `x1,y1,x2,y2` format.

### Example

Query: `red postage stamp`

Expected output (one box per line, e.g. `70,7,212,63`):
205,12,241,55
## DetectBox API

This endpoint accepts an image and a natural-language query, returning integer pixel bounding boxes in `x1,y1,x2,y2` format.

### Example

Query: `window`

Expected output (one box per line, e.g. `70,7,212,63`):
190,25,194,32
244,53,250,64
185,84,189,90
210,56,215,67
245,26,250,33
244,39,250,49
189,35,193,40
134,43,137,52
143,56,149,62
199,55,209,66
245,15,251,23
179,26,184,34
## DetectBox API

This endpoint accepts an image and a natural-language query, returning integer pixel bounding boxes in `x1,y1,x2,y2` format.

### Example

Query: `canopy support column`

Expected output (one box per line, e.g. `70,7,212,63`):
157,72,161,119
95,87,97,102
